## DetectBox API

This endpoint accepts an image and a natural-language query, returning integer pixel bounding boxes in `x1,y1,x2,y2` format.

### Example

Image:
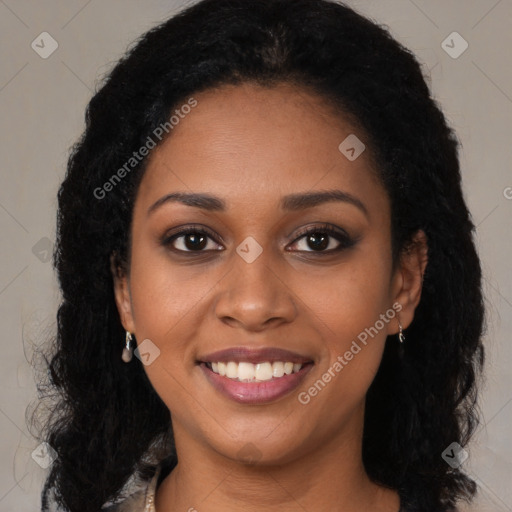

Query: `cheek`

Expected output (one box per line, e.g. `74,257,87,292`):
301,243,392,341
126,239,231,393
125,247,197,377
306,244,393,393
128,237,208,336
127,252,206,413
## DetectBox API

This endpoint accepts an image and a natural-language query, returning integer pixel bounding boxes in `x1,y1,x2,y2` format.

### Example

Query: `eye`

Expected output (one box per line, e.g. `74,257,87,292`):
288,223,356,253
162,223,356,255
162,225,223,253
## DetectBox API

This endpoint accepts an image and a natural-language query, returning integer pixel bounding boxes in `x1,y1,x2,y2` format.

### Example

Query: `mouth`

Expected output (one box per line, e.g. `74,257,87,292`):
196,347,315,404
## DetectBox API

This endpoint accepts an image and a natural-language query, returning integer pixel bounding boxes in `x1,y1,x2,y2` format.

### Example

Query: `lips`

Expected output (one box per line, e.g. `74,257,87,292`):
197,346,314,365
197,346,315,404
199,361,314,404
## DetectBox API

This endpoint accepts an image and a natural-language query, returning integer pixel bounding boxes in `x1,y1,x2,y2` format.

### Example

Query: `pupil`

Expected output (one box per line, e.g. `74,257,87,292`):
308,233,328,251
186,233,207,250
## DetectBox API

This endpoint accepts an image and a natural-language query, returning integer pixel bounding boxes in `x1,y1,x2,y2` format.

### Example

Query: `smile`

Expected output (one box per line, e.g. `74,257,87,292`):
199,360,314,404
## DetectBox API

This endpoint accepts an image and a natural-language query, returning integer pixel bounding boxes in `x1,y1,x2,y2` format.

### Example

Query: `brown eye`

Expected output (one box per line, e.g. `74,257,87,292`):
301,232,331,251
289,224,356,253
177,232,209,251
163,225,223,253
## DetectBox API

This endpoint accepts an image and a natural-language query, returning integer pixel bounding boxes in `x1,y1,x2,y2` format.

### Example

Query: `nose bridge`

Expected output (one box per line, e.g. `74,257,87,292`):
213,242,296,329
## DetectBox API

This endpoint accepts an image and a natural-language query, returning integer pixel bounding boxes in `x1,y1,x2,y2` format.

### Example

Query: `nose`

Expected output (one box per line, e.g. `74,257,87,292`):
213,248,297,332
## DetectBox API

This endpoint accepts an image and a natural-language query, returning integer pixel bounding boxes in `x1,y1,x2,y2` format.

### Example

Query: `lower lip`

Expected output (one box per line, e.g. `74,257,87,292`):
199,362,314,404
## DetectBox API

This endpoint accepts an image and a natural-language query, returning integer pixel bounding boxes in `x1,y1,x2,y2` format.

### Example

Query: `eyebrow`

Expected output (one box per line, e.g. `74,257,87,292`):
147,189,368,217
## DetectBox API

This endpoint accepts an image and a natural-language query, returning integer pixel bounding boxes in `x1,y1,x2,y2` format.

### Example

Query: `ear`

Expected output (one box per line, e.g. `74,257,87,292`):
389,229,428,334
110,252,136,333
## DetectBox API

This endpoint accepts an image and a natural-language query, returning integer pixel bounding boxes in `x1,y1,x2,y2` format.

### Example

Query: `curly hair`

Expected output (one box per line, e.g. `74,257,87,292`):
32,0,485,510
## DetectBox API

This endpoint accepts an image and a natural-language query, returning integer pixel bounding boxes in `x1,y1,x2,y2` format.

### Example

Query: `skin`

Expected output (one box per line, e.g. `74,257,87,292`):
112,82,428,512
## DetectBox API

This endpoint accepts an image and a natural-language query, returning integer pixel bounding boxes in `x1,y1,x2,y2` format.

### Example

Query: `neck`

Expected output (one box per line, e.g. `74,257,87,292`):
155,405,400,512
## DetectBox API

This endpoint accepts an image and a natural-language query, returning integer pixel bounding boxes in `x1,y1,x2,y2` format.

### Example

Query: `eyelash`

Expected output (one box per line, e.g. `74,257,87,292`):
291,224,356,253
162,223,356,255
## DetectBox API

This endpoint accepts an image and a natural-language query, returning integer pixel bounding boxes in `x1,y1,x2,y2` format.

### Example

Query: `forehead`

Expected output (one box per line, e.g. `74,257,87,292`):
135,82,387,219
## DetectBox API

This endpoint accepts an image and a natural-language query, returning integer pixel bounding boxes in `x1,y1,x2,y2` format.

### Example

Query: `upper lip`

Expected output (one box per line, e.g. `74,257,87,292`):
198,347,314,364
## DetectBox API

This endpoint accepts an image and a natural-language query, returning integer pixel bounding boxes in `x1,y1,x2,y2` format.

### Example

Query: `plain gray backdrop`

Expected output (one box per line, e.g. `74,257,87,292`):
0,1,511,510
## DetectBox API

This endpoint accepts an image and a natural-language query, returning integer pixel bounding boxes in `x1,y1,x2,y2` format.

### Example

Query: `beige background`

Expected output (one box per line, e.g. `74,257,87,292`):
0,0,511,510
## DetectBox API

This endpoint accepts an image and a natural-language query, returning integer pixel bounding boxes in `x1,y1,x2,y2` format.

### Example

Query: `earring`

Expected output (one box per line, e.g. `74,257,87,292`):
122,331,133,362
398,321,405,344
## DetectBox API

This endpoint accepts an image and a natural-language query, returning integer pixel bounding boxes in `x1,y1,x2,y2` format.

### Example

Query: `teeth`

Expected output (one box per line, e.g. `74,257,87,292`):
272,362,284,378
226,362,238,378
207,361,305,381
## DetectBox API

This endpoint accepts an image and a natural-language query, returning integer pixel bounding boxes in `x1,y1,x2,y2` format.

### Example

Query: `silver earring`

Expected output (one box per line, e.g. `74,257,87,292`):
398,322,405,344
122,331,133,362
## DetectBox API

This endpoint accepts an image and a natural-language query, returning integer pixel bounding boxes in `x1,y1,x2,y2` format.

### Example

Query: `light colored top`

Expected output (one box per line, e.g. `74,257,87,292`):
102,465,161,511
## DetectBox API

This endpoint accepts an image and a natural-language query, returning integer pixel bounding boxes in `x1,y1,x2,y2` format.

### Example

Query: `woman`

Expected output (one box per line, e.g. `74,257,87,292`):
36,0,485,510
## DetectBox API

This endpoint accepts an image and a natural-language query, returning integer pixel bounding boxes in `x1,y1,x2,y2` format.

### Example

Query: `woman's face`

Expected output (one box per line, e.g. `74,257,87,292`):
113,82,424,465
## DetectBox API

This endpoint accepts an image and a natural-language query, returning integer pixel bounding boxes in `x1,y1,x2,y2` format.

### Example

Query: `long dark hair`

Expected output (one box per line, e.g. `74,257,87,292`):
32,1,485,510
